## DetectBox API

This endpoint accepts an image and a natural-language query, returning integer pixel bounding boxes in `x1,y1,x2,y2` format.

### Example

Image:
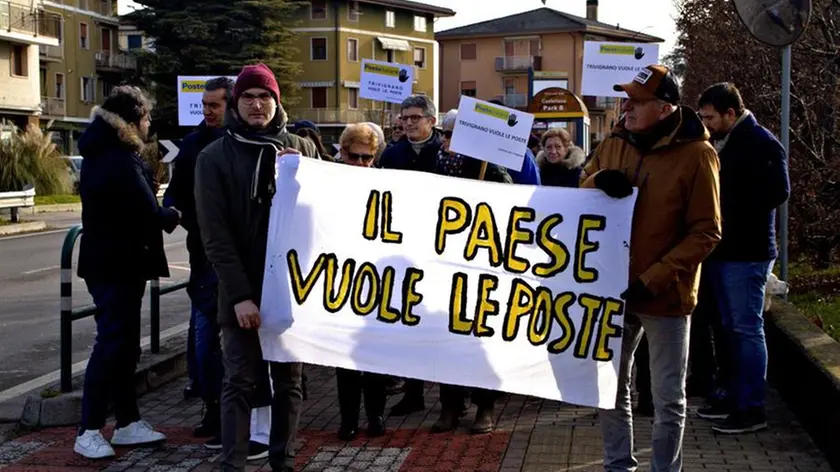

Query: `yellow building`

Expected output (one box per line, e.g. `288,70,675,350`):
0,0,60,130
287,0,454,142
38,0,136,153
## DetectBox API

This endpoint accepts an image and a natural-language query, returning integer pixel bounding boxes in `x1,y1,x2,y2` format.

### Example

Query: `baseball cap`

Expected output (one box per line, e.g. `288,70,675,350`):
613,65,681,105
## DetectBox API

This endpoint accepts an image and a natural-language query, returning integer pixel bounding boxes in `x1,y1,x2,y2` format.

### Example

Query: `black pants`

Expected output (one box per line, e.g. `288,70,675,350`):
220,324,303,471
402,378,424,403
80,279,146,431
688,269,730,399
439,384,497,413
335,368,387,427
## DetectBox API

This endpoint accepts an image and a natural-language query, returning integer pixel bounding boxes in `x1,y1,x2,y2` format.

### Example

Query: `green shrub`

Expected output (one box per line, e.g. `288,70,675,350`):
0,124,70,195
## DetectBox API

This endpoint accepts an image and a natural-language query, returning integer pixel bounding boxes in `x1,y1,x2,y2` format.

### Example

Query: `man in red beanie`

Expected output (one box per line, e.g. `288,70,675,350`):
195,63,318,472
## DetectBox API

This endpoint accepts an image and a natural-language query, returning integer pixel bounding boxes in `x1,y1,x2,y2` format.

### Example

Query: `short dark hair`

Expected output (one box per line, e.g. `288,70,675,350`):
698,82,745,117
205,77,235,101
101,85,153,125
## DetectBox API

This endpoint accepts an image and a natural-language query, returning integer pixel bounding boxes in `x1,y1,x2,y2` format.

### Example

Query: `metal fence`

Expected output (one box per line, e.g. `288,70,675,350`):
59,225,188,392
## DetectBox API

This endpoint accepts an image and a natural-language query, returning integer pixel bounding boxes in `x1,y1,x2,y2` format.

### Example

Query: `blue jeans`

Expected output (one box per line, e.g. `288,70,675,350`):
80,279,146,431
707,260,773,412
188,266,223,404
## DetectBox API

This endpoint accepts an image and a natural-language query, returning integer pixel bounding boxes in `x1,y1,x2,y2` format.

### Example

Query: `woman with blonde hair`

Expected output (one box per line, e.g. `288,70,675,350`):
333,123,387,441
536,128,586,188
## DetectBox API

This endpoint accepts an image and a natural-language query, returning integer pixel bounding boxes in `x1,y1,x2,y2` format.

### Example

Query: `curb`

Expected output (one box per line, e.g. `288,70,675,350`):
766,300,840,471
8,332,188,430
0,220,47,236
29,203,82,214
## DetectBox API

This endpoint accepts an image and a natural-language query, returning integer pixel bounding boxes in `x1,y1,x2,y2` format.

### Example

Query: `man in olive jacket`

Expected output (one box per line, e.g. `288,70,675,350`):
195,63,317,472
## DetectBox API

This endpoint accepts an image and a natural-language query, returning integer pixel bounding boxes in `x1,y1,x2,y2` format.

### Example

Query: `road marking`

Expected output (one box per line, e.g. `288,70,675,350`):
0,321,190,404
21,265,60,276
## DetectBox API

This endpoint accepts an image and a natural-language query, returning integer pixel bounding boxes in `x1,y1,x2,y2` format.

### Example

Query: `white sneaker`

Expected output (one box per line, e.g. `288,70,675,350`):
110,420,166,446
74,430,116,459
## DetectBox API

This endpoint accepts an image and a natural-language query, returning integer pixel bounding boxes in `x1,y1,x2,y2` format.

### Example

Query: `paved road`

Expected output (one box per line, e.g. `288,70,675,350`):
0,213,192,393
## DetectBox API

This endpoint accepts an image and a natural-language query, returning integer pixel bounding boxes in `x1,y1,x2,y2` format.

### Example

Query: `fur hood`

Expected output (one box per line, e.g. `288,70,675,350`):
88,106,145,152
536,146,585,170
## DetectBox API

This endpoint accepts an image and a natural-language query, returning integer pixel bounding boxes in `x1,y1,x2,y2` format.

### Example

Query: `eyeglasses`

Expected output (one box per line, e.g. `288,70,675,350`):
400,114,425,123
240,92,273,105
345,151,375,162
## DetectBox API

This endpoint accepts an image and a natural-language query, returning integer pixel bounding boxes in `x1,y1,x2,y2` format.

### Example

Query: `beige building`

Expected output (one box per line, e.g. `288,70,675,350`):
0,0,60,130
435,0,662,142
37,0,135,154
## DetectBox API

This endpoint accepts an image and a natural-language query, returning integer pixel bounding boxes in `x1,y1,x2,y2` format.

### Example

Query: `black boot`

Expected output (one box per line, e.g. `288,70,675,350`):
470,406,495,434
367,416,386,437
193,401,220,438
431,408,462,433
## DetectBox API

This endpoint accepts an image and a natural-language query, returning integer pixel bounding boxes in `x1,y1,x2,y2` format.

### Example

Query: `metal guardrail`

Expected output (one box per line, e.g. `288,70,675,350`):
0,186,35,222
59,225,188,392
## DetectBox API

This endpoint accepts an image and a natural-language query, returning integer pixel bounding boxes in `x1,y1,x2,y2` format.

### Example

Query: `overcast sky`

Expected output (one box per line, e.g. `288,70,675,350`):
119,0,679,56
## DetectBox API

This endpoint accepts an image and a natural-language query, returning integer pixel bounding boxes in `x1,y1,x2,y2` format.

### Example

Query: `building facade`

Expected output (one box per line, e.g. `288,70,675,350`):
0,0,60,130
287,0,454,142
435,1,662,143
38,0,135,154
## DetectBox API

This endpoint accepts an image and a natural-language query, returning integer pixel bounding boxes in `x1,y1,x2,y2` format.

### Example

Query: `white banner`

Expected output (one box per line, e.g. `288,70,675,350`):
177,75,237,126
448,96,533,172
359,59,414,104
581,41,661,98
259,156,637,409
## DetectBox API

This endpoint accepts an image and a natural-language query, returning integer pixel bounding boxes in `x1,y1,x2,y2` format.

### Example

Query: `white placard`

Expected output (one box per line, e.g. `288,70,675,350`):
177,76,237,127
581,42,661,98
447,96,534,172
259,156,638,409
359,59,414,104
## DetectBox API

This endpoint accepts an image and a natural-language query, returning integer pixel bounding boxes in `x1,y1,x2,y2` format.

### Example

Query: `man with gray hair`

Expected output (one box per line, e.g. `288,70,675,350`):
163,76,235,446
377,95,444,416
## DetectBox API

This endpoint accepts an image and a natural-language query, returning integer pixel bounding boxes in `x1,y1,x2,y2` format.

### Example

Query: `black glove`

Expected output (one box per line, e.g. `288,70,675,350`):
594,170,634,199
620,279,654,302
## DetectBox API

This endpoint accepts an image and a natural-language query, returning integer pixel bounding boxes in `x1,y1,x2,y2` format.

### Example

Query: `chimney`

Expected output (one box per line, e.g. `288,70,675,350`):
586,0,598,21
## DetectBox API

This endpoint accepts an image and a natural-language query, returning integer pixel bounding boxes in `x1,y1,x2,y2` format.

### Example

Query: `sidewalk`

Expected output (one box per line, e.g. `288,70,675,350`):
0,365,831,472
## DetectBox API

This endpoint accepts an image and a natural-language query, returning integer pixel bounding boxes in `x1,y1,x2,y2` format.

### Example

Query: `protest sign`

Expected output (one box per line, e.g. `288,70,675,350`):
359,59,414,105
581,41,661,98
447,96,534,173
177,75,237,126
259,156,637,409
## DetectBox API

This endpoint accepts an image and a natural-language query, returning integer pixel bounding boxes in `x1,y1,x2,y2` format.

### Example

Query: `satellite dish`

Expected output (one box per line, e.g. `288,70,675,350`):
733,0,812,47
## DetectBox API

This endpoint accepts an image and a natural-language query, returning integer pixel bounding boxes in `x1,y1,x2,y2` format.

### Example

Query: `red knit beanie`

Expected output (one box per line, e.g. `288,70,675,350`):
234,63,281,102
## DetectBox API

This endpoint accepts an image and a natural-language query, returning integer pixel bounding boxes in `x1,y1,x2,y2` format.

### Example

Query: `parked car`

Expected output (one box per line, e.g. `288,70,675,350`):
63,155,83,193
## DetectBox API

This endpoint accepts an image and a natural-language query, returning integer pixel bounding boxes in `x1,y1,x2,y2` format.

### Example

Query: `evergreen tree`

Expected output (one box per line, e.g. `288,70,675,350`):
127,0,304,136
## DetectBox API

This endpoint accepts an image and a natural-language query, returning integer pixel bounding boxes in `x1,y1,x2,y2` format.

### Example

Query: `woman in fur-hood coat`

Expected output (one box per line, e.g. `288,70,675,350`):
536,128,586,188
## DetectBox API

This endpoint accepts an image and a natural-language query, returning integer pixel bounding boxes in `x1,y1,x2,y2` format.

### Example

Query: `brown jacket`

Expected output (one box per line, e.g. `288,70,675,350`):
581,107,722,316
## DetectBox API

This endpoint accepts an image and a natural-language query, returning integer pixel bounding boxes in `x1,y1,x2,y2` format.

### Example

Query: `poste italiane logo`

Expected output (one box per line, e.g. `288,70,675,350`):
364,62,401,78
181,81,207,93
474,102,519,127
600,45,646,60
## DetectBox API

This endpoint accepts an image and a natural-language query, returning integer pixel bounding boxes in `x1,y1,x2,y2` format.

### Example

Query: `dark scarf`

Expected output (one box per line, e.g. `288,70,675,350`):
628,108,681,153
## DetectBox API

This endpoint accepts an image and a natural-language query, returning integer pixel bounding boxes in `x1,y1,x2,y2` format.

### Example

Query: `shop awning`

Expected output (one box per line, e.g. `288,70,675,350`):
377,37,411,51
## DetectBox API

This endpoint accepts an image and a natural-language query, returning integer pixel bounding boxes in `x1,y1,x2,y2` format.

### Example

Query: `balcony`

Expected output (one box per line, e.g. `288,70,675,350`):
88,0,115,17
497,93,527,108
39,43,63,61
40,97,66,117
288,108,388,125
0,2,61,46
495,55,542,73
95,50,137,71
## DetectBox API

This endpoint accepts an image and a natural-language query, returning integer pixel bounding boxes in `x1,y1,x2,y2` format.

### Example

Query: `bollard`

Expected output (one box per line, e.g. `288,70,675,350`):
150,278,160,354
59,225,84,393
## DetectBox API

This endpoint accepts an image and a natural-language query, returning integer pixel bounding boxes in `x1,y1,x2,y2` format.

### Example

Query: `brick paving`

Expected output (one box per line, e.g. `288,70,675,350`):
0,365,831,471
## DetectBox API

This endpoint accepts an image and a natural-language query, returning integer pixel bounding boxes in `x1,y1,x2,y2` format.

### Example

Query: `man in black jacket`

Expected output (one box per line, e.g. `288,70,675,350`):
697,82,790,434
164,77,233,444
74,86,179,459
195,63,317,472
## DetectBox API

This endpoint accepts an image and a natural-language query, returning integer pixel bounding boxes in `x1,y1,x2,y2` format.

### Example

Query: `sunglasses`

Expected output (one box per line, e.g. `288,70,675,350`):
345,151,375,162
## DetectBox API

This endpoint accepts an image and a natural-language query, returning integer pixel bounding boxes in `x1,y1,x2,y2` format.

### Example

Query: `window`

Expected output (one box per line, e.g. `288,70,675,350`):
311,87,327,108
56,73,64,99
310,0,326,20
346,38,358,62
460,81,476,98
385,10,395,28
460,43,476,61
101,27,112,51
529,38,540,55
79,23,88,49
10,45,27,77
348,88,358,109
127,34,142,50
504,78,515,95
385,49,394,63
311,37,327,60
101,80,114,100
413,47,426,69
413,15,426,32
81,76,94,102
347,1,359,21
